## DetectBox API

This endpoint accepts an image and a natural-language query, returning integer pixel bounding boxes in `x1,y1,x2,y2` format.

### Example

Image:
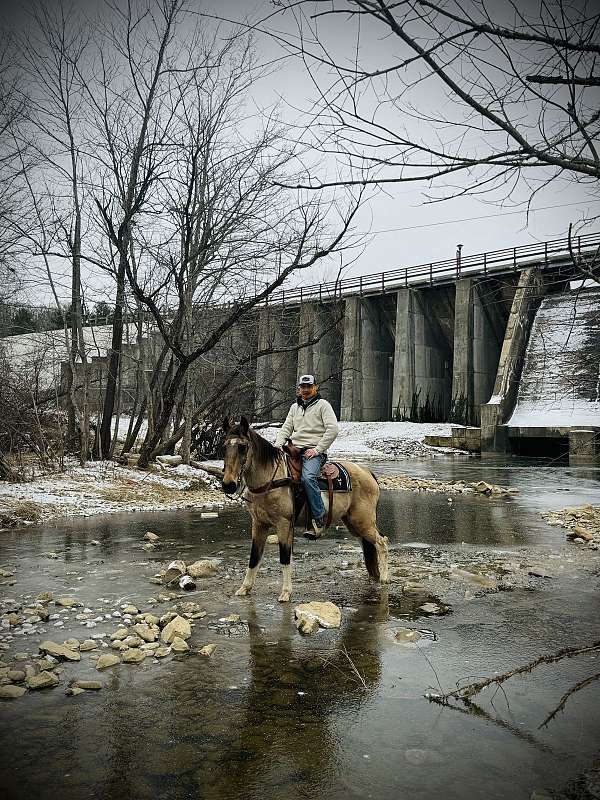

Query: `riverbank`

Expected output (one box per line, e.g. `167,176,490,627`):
0,422,459,527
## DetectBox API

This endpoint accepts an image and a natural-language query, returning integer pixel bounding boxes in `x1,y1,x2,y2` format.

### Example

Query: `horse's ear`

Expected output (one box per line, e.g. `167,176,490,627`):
240,415,249,435
223,416,231,433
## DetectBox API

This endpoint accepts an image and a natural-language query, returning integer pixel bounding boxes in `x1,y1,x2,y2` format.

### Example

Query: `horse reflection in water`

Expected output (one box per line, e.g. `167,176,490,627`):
197,591,388,799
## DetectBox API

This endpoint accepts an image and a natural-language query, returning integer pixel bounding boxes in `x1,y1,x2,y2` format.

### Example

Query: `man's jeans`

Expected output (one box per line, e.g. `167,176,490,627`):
301,452,327,522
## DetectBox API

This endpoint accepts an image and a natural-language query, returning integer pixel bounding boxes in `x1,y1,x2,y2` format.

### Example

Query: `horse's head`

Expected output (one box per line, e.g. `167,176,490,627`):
222,415,251,494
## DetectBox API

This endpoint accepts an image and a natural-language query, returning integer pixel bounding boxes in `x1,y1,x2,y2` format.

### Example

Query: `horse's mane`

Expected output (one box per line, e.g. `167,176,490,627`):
229,423,280,469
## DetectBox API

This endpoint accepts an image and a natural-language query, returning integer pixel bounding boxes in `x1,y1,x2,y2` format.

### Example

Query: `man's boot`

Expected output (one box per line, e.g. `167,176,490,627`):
304,514,327,540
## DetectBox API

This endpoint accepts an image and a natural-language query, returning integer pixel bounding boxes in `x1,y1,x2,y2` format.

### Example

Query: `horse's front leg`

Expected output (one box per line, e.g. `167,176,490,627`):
276,518,294,603
236,519,268,597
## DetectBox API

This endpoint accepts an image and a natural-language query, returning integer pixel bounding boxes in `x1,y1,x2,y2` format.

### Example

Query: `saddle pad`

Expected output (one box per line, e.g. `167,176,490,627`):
317,462,352,493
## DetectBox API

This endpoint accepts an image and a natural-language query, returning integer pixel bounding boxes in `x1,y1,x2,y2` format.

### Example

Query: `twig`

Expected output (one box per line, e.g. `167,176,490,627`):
341,645,368,690
539,672,600,729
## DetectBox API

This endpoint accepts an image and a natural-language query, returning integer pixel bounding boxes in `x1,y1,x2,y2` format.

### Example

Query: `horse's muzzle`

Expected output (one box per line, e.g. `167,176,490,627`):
222,480,237,495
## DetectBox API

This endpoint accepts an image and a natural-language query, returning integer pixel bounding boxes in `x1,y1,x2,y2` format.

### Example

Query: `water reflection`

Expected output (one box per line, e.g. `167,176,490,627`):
379,491,532,546
195,592,388,799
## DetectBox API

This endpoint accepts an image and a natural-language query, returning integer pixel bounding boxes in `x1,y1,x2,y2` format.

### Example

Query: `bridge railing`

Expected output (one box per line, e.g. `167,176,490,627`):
265,230,600,306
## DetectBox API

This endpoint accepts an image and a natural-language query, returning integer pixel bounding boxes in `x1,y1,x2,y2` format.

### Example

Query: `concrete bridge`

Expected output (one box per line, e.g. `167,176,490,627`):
257,232,600,457
8,231,597,460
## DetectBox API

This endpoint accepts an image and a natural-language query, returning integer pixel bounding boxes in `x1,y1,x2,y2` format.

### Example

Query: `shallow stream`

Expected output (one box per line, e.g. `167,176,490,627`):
1,455,599,800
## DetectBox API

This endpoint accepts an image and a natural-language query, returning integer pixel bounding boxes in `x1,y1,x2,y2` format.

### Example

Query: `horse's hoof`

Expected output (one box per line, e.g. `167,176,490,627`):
235,586,250,597
278,592,290,603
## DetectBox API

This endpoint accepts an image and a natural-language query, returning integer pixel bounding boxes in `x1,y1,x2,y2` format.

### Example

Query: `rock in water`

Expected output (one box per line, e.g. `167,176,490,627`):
72,680,102,690
394,628,422,643
294,602,341,630
55,597,82,608
96,654,121,670
79,640,98,652
171,638,190,654
65,687,86,697
570,526,594,541
122,648,146,664
179,575,196,591
133,623,159,643
266,534,279,545
163,561,187,584
199,644,217,657
296,616,320,635
145,531,160,542
419,603,442,614
161,615,192,644
187,560,219,579
26,671,59,690
0,685,27,699
39,641,81,662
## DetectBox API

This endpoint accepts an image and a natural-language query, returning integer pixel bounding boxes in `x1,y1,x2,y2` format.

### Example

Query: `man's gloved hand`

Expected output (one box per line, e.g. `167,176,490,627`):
304,448,318,458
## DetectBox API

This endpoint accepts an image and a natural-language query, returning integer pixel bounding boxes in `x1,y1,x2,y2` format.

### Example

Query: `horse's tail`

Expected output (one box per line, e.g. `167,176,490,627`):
361,538,380,581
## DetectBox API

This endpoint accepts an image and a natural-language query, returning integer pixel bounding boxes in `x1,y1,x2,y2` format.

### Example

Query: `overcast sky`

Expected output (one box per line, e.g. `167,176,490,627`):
2,0,598,302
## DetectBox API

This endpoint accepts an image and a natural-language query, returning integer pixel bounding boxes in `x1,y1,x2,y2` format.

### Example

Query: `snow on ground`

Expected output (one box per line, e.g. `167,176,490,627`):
261,421,453,459
0,460,227,526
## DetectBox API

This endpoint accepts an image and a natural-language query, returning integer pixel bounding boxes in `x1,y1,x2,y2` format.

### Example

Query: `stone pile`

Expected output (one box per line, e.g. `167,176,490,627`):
543,504,600,550
368,438,461,459
0,593,218,700
377,474,517,495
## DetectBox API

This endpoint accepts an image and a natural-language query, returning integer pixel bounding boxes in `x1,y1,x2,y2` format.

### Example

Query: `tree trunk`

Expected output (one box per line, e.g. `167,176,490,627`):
98,243,127,458
137,361,187,467
181,381,194,464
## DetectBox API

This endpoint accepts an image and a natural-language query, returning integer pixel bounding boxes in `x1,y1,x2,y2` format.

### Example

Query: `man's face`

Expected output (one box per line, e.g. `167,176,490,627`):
299,383,317,400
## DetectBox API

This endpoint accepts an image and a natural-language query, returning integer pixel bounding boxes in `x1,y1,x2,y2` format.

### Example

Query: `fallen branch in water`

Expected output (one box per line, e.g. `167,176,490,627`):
427,640,600,704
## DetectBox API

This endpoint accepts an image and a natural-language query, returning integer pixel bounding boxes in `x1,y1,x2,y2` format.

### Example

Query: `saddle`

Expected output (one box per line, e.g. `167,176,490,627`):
282,440,351,530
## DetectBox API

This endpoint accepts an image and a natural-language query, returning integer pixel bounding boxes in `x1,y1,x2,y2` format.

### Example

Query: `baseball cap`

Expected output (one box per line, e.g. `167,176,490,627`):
298,374,316,385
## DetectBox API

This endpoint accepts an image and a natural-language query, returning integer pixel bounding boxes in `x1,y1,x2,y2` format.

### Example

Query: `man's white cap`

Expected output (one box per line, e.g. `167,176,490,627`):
298,374,316,385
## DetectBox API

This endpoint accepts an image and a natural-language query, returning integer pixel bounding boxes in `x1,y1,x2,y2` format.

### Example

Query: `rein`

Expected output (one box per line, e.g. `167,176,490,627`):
246,454,291,495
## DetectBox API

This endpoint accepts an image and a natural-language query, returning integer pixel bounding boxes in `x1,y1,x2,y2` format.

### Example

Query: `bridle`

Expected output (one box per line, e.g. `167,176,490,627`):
224,435,290,497
224,436,251,497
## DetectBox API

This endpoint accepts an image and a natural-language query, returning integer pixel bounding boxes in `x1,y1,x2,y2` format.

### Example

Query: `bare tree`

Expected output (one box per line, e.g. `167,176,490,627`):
14,1,92,459
273,0,599,250
118,31,361,467
0,33,27,300
83,0,188,458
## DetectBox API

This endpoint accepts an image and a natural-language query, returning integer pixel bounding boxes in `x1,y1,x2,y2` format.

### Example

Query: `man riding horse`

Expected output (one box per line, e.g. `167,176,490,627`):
274,374,339,538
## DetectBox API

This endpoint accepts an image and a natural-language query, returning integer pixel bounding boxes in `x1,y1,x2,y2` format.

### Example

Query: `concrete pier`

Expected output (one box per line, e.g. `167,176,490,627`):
297,303,343,414
452,279,505,425
340,296,395,421
255,307,299,418
392,288,453,421
569,429,597,464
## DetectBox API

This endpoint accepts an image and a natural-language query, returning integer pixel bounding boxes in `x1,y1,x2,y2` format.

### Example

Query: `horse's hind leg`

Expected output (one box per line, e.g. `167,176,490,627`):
236,517,268,596
276,517,294,603
343,509,389,584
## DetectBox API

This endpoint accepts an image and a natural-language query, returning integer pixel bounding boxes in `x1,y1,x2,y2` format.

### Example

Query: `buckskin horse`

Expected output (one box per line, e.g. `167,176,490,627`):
222,416,389,602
